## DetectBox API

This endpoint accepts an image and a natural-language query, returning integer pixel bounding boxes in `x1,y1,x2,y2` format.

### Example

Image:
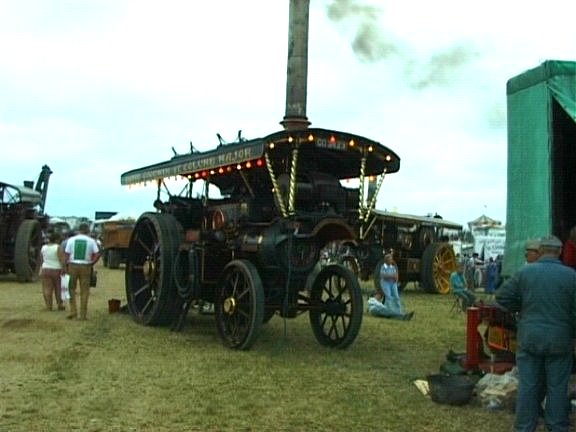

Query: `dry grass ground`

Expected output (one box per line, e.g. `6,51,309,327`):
0,263,517,432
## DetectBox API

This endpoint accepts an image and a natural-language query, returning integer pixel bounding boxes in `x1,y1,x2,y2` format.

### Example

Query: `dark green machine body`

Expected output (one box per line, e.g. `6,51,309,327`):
0,165,52,281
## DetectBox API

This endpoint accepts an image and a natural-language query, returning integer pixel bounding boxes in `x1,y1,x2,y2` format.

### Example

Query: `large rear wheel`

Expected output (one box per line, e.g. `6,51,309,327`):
309,264,363,349
125,213,182,325
14,219,42,282
420,242,457,294
215,260,264,350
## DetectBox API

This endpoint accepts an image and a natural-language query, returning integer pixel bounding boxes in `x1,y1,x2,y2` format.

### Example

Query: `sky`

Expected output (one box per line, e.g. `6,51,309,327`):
1,0,574,228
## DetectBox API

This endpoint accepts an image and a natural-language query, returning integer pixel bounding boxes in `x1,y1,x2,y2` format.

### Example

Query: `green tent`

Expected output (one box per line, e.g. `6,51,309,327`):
503,60,576,277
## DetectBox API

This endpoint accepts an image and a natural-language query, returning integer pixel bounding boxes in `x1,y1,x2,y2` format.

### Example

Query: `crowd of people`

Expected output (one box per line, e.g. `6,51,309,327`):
455,251,504,295
38,222,100,320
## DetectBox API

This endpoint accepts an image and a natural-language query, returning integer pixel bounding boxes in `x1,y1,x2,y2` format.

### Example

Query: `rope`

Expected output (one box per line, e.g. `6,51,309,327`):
264,151,288,217
358,155,367,221
365,168,387,220
288,147,299,215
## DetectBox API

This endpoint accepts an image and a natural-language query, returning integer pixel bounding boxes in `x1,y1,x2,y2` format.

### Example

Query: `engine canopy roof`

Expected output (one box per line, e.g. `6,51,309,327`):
120,128,400,186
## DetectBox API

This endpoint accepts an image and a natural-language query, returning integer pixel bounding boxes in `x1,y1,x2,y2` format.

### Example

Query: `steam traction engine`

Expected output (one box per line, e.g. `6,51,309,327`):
331,211,462,294
120,0,400,350
121,129,400,349
0,165,52,281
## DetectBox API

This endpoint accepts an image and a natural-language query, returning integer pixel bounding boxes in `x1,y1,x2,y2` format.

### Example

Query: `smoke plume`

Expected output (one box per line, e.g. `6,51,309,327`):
325,0,480,90
326,0,399,62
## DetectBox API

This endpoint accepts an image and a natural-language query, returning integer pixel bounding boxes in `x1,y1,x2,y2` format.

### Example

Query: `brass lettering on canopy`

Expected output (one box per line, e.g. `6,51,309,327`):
121,142,264,185
316,137,347,151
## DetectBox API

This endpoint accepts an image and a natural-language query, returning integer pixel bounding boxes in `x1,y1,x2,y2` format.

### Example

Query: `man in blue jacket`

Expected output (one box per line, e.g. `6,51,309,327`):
496,235,576,432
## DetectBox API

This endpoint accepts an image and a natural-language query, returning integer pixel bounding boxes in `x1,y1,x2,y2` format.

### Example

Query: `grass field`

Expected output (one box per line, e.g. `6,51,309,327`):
0,264,517,431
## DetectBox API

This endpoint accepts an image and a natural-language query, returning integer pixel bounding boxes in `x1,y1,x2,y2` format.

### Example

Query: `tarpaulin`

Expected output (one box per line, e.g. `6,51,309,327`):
502,60,576,277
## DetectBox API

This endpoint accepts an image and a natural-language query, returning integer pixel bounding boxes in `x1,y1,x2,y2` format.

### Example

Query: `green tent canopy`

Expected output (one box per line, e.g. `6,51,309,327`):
503,60,576,277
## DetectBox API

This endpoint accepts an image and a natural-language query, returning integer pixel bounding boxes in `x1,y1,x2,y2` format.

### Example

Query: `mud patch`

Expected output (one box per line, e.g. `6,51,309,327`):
2,318,36,329
1,318,64,331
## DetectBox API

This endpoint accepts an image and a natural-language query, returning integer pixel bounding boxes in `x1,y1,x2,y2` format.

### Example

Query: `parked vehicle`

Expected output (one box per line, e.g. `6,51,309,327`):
0,165,52,281
325,211,461,294
98,216,135,269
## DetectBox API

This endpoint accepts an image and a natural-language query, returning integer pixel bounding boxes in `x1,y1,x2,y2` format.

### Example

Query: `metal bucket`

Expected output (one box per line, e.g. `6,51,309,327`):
108,299,121,314
427,374,475,406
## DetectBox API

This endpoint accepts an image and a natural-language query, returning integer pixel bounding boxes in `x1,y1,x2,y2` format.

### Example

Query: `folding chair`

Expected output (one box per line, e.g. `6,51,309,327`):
450,294,466,315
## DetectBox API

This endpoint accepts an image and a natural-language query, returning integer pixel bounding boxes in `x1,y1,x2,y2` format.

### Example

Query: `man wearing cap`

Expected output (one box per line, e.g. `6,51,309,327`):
496,235,576,432
524,238,541,264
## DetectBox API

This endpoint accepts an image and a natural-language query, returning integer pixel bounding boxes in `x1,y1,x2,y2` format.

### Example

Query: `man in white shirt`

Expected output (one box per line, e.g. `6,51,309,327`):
64,223,100,320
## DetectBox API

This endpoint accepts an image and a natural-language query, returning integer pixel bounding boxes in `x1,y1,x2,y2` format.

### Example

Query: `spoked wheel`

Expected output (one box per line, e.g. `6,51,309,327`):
421,242,457,294
125,213,182,325
215,260,264,350
14,219,42,282
309,264,363,349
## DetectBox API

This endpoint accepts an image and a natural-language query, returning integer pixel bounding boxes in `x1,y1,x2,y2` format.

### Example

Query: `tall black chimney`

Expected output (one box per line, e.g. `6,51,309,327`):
280,0,311,131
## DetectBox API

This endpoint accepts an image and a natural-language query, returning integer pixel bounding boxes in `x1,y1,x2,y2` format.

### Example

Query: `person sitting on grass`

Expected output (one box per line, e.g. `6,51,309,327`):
367,290,414,321
450,262,477,309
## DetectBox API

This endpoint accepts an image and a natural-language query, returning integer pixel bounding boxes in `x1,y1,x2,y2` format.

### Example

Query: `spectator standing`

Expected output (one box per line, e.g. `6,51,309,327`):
495,254,503,287
38,232,65,311
523,237,547,417
379,253,411,317
496,235,576,432
60,230,72,270
465,253,476,289
473,252,484,288
64,223,100,320
484,257,499,296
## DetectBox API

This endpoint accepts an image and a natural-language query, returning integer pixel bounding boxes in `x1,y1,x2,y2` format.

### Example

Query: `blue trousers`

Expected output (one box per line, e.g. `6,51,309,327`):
380,280,404,315
515,349,572,432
